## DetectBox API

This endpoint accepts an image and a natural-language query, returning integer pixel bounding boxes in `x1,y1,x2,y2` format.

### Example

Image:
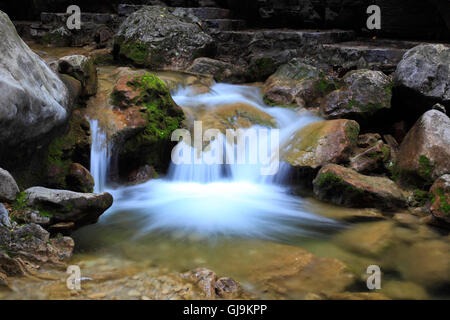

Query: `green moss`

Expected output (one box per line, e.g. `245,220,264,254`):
120,42,148,65
412,189,430,207
418,155,434,180
12,192,27,211
316,171,344,187
436,188,450,216
381,145,391,162
345,122,359,145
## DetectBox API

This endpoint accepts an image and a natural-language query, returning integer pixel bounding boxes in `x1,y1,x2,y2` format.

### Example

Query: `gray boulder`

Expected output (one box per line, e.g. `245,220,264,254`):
24,187,113,227
394,44,450,110
0,10,69,148
0,203,11,229
0,168,19,202
113,6,215,70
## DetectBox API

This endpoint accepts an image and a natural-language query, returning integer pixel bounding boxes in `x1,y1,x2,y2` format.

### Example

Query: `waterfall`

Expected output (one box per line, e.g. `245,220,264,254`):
89,119,110,193
87,83,340,238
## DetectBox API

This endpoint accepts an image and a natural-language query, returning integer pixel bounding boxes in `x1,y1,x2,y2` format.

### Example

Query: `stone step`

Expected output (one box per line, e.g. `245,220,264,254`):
215,29,356,56
318,39,426,73
203,19,246,32
117,4,231,20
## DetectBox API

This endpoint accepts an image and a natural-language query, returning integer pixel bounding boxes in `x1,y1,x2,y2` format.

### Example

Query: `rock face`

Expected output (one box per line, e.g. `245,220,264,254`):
430,175,450,224
0,10,69,150
320,69,392,122
58,55,98,98
313,164,408,210
0,168,19,202
263,59,332,108
24,187,113,228
283,119,359,173
394,44,450,111
396,110,450,186
110,73,185,177
113,6,215,70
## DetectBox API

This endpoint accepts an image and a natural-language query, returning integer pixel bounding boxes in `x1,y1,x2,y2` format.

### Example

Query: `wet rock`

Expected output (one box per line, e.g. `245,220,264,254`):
12,208,51,226
313,164,408,210
350,141,391,174
0,10,69,150
393,213,420,226
187,57,246,83
113,6,215,70
183,268,217,299
0,271,7,287
394,44,450,111
320,69,392,122
127,165,155,186
357,133,382,149
59,74,82,103
67,163,95,193
0,168,19,202
283,120,359,183
198,102,276,132
24,187,113,228
429,174,450,225
263,59,333,108
110,73,186,177
393,240,450,288
396,110,450,187
249,243,356,298
215,277,242,300
58,55,98,97
381,280,428,300
45,111,92,191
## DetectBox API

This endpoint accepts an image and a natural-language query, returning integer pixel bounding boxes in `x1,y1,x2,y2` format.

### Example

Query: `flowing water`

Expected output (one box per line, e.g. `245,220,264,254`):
3,49,448,299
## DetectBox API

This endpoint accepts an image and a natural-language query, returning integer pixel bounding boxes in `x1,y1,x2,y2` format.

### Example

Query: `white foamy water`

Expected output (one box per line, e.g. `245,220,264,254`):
88,83,339,238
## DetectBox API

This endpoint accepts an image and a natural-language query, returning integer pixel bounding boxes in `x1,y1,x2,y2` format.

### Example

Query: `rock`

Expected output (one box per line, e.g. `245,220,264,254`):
67,163,95,193
110,73,186,177
394,44,450,111
0,10,69,149
12,208,51,226
198,103,276,132
45,110,91,191
393,213,420,226
396,110,450,187
381,281,428,300
325,292,390,300
263,59,332,108
320,69,393,122
186,57,246,83
0,168,19,202
393,240,450,288
1,223,74,271
214,277,242,300
24,187,113,228
429,174,450,224
127,165,155,186
283,120,359,179
0,203,11,229
0,270,7,287
335,221,395,257
113,6,215,70
313,164,408,210
183,268,217,299
350,141,391,174
58,55,98,97
432,103,447,114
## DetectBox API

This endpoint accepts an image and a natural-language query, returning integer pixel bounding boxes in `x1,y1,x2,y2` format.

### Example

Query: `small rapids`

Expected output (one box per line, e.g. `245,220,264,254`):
86,82,341,240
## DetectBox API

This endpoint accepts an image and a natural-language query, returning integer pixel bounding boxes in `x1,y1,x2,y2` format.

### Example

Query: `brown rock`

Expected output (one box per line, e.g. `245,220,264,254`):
183,268,217,299
313,164,408,210
350,141,390,174
429,174,450,225
215,277,242,300
67,163,95,193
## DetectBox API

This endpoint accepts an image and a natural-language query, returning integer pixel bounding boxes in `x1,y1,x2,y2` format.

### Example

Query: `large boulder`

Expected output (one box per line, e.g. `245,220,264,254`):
430,174,450,224
113,6,215,70
0,168,19,202
313,164,408,210
394,44,450,112
283,119,359,175
0,10,69,150
263,59,334,108
395,110,450,187
24,187,113,228
58,55,98,98
320,69,393,122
